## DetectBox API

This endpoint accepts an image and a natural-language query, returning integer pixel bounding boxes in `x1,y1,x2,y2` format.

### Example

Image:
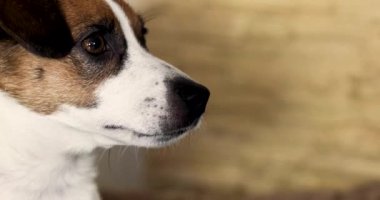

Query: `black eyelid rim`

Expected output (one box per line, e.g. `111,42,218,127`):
76,19,115,41
78,28,106,42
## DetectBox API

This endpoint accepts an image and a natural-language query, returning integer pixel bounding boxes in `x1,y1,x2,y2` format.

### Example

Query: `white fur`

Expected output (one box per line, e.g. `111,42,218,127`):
0,0,199,199
0,92,103,200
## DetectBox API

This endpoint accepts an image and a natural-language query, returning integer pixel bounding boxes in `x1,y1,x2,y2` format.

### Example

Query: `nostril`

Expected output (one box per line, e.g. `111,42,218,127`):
176,87,200,102
178,89,205,105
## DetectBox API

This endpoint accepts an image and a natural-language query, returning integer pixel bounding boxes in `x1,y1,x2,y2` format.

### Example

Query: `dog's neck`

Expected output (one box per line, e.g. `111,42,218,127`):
0,93,106,200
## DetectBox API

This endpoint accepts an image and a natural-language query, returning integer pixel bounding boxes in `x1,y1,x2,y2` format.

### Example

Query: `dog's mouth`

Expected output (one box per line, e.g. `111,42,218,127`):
134,126,193,142
104,121,198,143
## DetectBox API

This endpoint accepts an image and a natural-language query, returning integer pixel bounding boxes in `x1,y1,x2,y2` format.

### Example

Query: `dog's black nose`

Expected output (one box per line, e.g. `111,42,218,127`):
172,78,210,119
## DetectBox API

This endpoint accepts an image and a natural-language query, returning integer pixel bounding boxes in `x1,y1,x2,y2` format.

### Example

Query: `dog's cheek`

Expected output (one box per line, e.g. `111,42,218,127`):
0,54,98,115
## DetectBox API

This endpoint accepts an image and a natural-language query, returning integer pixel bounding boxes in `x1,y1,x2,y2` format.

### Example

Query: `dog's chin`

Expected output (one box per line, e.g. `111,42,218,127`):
135,124,196,148
103,118,203,148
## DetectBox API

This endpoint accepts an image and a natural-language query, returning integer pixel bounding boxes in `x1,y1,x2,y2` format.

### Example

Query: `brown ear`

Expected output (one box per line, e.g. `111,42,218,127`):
0,0,74,58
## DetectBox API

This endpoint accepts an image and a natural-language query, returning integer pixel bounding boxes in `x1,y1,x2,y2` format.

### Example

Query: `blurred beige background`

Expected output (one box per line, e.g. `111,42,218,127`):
99,0,380,199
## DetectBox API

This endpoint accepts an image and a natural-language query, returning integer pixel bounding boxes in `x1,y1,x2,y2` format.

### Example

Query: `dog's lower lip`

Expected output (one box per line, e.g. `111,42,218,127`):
104,119,199,141
135,128,187,138
103,124,187,138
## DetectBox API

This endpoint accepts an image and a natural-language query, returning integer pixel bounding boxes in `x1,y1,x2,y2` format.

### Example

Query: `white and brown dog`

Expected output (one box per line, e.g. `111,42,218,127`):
0,0,210,199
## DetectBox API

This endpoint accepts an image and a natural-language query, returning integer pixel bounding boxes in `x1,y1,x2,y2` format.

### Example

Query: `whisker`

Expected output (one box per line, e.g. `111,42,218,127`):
140,6,166,23
97,149,108,164
121,146,129,157
107,148,112,171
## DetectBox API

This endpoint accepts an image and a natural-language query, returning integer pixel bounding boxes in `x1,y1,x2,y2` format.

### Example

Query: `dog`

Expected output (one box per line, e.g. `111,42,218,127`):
0,0,210,199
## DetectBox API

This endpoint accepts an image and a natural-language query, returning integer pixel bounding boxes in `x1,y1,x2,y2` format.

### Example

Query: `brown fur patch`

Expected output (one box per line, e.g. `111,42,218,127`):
0,43,97,114
59,0,116,40
0,0,144,114
59,0,143,43
113,0,146,40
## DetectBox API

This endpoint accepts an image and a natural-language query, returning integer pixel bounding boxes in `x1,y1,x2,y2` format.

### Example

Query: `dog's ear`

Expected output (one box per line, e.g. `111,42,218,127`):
0,0,74,58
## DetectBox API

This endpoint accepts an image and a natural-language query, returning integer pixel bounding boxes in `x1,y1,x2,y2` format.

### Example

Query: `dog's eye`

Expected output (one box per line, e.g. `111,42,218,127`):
81,34,106,55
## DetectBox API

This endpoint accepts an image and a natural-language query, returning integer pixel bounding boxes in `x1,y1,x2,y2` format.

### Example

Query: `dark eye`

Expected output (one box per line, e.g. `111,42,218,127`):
81,33,107,55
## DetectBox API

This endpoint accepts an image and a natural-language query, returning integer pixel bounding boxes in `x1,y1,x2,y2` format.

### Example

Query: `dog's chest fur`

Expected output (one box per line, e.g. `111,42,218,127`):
0,92,104,200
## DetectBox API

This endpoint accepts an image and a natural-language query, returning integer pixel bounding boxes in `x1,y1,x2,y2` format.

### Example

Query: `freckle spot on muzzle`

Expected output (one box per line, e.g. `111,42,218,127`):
144,97,156,102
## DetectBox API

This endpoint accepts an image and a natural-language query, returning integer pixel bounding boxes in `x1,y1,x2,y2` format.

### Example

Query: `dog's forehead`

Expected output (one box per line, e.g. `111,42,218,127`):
58,0,143,39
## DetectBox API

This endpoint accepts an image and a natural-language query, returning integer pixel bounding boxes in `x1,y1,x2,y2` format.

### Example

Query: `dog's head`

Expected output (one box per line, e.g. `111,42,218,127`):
0,0,209,147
